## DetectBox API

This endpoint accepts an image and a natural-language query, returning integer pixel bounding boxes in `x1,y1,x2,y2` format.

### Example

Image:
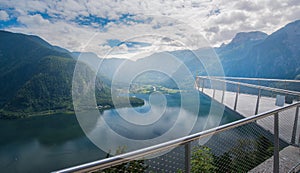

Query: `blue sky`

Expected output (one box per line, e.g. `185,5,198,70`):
0,0,299,57
0,8,144,30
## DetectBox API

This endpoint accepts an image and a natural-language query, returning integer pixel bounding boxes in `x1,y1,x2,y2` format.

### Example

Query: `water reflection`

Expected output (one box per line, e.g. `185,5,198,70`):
0,114,106,173
83,93,235,156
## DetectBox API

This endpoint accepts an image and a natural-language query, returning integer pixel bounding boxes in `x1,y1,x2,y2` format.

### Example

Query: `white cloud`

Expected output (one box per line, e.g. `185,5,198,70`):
0,10,9,21
1,0,300,55
234,1,262,12
18,14,50,26
200,0,300,45
213,11,248,25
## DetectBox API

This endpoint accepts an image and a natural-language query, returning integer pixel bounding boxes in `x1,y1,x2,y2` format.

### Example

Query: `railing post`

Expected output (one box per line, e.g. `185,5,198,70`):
291,106,299,144
234,83,240,111
271,90,274,98
195,77,199,90
185,142,191,173
284,80,287,90
274,112,279,173
201,78,204,92
221,82,225,104
255,88,261,115
298,124,300,146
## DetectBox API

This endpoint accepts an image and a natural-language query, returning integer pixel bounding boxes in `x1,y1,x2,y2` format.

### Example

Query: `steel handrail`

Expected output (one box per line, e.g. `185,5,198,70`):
211,76,300,83
197,76,300,96
54,102,300,173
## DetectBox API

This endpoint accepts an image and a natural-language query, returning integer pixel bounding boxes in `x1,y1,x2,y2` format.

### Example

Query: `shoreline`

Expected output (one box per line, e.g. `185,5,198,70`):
0,101,145,120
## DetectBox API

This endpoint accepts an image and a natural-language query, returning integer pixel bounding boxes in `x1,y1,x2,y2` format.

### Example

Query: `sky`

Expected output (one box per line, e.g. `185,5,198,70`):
0,0,299,58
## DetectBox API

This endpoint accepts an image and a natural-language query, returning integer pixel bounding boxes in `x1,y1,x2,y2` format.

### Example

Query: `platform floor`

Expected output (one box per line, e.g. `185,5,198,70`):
200,88,300,144
249,145,300,173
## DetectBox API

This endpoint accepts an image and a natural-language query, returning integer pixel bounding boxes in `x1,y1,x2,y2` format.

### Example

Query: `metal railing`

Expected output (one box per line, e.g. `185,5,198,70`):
196,76,300,146
212,76,300,91
55,102,300,173
213,76,300,82
195,76,300,113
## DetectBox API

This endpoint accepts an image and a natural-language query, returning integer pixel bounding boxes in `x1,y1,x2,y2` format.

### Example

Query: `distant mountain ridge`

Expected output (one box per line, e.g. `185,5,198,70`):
221,31,268,49
218,19,300,79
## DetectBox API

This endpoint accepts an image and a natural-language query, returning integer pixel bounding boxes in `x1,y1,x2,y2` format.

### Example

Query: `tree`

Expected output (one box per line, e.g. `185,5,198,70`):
253,136,274,165
191,146,216,173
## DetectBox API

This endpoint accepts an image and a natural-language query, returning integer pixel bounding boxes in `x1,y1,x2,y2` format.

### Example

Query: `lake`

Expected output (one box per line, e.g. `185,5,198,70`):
0,93,241,173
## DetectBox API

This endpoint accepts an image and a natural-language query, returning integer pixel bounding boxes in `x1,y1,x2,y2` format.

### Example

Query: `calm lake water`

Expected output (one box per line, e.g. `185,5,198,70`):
0,94,241,173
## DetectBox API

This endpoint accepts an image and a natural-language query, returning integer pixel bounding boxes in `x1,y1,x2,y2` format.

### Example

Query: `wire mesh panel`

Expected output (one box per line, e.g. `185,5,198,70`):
204,121,287,173
90,112,295,173
94,120,289,173
189,77,300,172
146,145,186,173
96,160,149,173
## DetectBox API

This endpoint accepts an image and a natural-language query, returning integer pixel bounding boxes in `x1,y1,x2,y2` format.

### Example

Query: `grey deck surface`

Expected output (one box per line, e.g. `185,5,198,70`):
249,146,300,173
201,88,299,145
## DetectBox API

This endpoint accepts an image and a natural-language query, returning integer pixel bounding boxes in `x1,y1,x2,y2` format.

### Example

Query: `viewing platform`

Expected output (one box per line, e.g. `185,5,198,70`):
196,76,300,173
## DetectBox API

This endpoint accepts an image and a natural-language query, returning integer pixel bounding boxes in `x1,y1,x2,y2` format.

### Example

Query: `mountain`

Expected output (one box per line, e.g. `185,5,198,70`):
218,20,300,79
0,30,93,118
95,50,209,89
72,51,102,72
72,52,129,87
220,31,268,50
215,31,268,77
0,31,143,119
0,31,73,105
